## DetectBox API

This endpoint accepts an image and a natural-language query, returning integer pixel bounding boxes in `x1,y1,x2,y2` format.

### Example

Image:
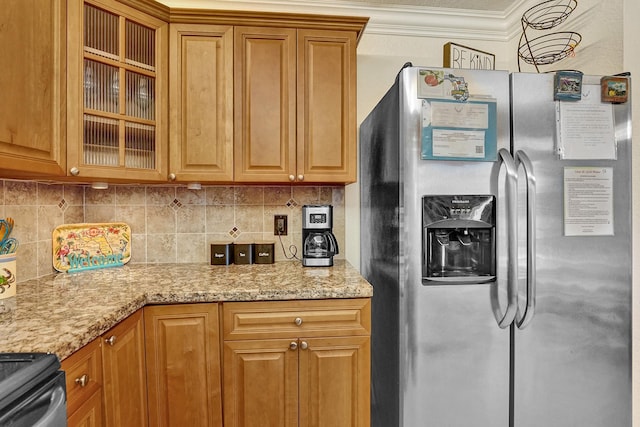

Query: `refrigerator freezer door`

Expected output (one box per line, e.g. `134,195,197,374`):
511,73,632,426
362,66,514,427
398,68,512,427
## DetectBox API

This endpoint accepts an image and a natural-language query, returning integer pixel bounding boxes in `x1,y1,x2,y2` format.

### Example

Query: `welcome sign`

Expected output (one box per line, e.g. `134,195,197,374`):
53,223,131,272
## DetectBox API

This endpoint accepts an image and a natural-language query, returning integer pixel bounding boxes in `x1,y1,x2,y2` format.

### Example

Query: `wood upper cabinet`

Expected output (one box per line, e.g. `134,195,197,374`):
66,0,169,182
222,299,371,427
168,23,234,183
144,303,223,427
297,29,358,184
234,27,358,184
0,0,66,177
101,309,148,427
234,26,297,183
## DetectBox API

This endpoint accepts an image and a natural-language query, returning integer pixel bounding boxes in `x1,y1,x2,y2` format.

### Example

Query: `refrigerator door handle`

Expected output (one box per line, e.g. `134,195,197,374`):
492,148,519,329
515,150,537,329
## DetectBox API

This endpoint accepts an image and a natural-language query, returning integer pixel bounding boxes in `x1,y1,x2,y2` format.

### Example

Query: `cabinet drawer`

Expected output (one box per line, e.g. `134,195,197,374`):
61,337,103,416
67,389,103,427
223,298,370,340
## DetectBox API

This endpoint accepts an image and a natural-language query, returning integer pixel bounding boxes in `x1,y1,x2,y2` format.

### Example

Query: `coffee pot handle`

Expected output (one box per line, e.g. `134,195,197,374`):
324,231,339,256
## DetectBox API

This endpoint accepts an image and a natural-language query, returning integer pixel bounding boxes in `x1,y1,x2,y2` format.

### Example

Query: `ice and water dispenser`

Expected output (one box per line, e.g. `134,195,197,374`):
422,195,496,284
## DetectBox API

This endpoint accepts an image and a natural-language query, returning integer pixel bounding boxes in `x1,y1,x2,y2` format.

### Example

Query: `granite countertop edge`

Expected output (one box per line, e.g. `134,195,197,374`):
0,260,372,360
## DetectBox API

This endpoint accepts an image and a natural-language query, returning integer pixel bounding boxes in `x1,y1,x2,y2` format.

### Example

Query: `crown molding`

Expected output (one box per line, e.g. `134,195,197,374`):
159,0,537,40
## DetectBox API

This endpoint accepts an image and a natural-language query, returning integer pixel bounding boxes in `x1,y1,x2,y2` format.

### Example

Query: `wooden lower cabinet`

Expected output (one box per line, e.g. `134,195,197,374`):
67,390,103,427
144,303,223,427
224,339,299,427
299,336,370,427
62,337,104,427
222,299,371,427
101,309,148,427
62,299,369,427
62,309,146,427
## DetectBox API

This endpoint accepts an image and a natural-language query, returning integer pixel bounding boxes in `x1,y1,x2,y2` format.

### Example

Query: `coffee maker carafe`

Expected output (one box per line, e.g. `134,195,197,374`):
302,205,339,267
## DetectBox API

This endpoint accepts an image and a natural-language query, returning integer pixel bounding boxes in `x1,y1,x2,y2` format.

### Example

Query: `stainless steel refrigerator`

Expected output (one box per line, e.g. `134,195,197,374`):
360,65,632,426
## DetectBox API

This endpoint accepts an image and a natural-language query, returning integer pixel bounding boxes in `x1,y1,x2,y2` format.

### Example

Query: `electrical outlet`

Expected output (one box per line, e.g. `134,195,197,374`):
274,215,288,236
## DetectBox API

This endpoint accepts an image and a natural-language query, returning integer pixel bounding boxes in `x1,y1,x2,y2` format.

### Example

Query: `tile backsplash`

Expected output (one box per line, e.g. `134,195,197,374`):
0,180,345,283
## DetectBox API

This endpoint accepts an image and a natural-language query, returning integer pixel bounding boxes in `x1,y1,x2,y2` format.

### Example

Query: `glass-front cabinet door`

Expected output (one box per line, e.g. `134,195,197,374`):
68,0,168,181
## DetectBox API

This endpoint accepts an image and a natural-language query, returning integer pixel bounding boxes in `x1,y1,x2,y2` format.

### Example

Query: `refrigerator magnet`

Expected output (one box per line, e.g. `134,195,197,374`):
554,70,583,101
601,76,629,103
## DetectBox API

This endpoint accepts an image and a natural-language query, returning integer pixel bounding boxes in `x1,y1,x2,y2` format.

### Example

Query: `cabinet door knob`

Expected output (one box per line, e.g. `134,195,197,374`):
294,317,303,326
300,341,308,350
70,167,80,176
297,174,304,181
105,335,117,346
289,341,298,350
289,175,295,182
75,374,89,387
168,173,176,181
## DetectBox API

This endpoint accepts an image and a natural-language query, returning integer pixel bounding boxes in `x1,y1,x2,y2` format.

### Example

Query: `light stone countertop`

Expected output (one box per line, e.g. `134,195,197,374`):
0,260,372,360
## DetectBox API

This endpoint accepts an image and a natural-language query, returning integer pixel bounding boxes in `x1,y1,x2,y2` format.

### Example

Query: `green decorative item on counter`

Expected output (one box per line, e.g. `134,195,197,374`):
52,223,131,273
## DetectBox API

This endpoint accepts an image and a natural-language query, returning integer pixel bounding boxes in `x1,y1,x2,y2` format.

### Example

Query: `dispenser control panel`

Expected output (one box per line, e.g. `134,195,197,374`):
423,195,495,224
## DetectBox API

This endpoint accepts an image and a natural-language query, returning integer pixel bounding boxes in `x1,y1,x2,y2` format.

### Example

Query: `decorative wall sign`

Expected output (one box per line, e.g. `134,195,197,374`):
443,42,495,70
53,223,131,272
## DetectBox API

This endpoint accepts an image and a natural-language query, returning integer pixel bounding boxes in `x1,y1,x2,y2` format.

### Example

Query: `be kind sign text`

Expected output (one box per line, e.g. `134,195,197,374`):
444,42,495,70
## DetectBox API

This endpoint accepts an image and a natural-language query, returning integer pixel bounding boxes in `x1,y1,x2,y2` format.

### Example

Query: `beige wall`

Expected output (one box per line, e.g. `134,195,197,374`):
1,180,345,282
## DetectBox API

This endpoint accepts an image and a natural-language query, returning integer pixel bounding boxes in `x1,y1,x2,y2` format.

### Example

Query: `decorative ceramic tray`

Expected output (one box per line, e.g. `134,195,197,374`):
53,223,131,273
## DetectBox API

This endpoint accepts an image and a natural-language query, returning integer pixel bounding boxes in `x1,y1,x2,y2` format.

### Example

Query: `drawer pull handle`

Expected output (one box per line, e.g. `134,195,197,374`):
300,341,308,350
75,374,89,387
105,335,117,346
294,317,303,326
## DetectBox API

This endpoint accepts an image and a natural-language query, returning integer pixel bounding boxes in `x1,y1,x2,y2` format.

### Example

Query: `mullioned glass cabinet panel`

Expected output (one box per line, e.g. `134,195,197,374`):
82,3,157,170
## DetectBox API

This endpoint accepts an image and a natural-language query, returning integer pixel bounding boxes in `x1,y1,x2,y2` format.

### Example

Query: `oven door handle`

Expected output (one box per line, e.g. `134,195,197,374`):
515,150,536,329
492,148,519,329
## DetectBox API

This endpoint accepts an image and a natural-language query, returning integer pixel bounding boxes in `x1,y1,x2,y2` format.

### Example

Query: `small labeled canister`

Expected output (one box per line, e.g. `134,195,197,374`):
233,243,254,264
253,242,275,264
210,242,234,265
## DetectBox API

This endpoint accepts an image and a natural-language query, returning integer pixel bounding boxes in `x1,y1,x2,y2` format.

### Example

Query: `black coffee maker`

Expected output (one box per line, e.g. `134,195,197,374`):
302,205,339,267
